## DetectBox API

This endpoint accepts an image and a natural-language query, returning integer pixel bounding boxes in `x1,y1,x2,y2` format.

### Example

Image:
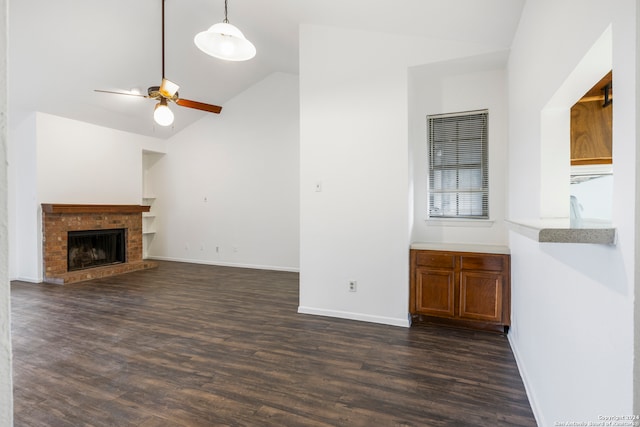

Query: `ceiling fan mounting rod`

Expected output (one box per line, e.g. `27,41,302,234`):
162,0,166,79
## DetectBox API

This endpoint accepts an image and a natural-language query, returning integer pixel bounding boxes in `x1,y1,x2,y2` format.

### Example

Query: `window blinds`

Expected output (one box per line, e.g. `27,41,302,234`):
427,110,489,219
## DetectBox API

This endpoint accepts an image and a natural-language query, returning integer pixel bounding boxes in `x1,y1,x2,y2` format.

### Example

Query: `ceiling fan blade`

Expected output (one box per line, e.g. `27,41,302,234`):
176,98,223,114
94,89,148,99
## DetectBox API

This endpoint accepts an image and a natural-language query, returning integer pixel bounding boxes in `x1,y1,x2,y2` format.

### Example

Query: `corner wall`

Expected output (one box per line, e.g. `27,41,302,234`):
0,0,12,422
9,113,167,282
299,24,507,326
148,72,300,271
507,0,637,424
9,113,38,282
636,0,640,415
410,52,509,245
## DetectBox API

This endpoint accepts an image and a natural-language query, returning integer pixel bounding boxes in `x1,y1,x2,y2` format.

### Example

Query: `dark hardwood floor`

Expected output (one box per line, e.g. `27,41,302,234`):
11,261,536,426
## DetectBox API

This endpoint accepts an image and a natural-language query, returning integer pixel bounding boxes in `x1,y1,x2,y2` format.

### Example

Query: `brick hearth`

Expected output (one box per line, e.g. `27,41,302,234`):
41,204,157,284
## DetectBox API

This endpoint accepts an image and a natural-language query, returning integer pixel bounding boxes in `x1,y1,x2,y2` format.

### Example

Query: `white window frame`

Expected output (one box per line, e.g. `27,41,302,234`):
427,110,489,220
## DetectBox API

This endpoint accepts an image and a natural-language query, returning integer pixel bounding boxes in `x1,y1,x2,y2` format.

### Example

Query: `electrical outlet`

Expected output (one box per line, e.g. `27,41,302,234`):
349,280,357,292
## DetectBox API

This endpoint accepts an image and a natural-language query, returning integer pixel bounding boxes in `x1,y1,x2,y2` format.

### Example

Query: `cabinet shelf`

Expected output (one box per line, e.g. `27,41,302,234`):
141,201,156,237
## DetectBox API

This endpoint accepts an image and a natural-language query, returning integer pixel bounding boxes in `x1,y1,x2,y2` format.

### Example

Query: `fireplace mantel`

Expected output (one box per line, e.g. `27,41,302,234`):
42,204,150,214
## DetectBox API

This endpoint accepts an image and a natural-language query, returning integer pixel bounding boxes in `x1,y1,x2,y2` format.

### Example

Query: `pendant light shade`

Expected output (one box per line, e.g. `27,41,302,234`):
154,98,174,126
194,0,256,61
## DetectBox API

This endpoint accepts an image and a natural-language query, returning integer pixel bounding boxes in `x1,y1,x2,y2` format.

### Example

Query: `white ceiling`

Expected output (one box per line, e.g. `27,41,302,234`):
8,0,525,138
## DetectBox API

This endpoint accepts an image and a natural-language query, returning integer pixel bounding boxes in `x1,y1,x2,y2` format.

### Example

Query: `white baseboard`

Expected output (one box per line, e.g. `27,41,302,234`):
297,306,410,328
146,256,300,273
508,334,543,427
10,276,42,284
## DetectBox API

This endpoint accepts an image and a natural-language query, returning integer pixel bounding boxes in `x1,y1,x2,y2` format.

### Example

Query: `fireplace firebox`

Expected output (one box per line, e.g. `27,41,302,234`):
67,229,126,271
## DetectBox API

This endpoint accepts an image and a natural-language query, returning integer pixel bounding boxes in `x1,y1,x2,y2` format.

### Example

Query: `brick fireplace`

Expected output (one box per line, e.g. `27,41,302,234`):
41,204,157,284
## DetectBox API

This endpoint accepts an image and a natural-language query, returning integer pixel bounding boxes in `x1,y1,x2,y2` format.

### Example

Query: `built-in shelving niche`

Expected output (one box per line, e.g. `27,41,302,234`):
142,150,165,259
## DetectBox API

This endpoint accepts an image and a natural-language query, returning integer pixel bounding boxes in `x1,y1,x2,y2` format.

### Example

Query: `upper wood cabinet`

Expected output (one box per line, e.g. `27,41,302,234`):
570,71,612,165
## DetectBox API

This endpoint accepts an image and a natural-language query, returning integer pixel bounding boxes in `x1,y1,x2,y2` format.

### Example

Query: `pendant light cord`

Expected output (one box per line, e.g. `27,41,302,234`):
223,0,229,23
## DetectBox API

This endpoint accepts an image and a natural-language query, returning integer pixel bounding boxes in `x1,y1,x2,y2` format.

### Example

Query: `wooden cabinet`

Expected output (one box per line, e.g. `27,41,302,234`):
410,248,510,332
570,71,612,166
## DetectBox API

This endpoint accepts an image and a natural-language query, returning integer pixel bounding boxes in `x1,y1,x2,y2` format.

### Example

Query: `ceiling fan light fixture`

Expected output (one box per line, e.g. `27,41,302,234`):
194,0,256,61
153,98,174,126
159,78,180,98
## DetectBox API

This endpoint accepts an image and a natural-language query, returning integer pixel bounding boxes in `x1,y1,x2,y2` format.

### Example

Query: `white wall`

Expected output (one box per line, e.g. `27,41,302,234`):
35,114,165,204
507,0,637,424
635,0,640,414
410,52,509,245
148,72,300,272
0,0,12,422
299,24,507,327
9,114,38,282
570,175,613,221
10,113,167,282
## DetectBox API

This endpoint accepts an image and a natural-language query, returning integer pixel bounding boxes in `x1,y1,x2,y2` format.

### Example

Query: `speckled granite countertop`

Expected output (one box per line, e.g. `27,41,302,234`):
505,219,616,245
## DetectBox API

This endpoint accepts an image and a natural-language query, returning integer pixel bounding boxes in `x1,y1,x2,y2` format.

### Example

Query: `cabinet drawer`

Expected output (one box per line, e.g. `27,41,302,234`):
415,252,455,268
461,254,505,272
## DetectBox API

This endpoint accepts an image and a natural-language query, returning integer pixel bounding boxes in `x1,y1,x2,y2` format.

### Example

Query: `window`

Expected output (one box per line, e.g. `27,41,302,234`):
427,110,488,219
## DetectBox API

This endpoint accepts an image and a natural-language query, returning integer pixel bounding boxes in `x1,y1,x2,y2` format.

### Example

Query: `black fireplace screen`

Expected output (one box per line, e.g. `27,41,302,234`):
67,229,126,271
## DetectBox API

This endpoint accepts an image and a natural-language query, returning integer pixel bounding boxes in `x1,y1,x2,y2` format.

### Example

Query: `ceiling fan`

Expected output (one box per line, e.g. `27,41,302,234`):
95,0,222,127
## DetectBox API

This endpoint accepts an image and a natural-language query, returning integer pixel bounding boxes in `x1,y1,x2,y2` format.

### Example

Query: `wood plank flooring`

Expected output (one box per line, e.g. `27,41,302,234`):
11,261,536,426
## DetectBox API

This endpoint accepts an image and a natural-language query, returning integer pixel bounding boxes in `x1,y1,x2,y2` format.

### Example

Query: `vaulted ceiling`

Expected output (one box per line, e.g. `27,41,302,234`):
8,0,525,138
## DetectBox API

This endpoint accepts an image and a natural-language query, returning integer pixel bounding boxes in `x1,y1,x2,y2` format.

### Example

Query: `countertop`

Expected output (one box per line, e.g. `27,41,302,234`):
505,218,616,245
410,242,510,254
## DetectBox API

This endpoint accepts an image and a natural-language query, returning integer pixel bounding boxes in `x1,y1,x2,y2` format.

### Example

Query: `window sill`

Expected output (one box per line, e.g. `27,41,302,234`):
505,218,616,245
425,218,495,228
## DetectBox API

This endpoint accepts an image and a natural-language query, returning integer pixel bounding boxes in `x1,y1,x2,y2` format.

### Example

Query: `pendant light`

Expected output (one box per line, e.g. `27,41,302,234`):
194,0,256,61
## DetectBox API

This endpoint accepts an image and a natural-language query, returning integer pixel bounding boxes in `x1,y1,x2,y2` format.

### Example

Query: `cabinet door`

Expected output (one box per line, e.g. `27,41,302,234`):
570,100,612,165
459,271,503,323
415,267,455,318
